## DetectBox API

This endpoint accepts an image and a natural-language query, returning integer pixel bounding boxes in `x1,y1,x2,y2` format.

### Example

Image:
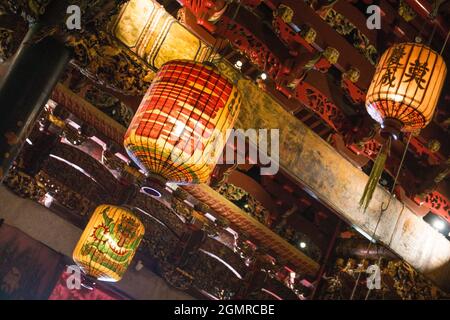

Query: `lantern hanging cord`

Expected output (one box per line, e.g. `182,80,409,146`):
427,23,438,46
350,133,412,300
427,1,449,49
385,133,413,208
206,0,242,64
417,17,428,40
207,37,220,63
440,30,450,55
231,1,242,22
418,0,444,42
208,18,229,64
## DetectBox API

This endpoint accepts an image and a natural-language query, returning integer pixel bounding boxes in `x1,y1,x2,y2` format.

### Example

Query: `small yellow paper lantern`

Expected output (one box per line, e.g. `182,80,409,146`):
366,42,447,134
124,60,241,185
73,205,145,282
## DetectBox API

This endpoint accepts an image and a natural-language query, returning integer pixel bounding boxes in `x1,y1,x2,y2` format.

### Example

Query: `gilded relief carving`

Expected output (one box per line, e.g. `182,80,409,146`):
0,0,51,21
66,31,154,95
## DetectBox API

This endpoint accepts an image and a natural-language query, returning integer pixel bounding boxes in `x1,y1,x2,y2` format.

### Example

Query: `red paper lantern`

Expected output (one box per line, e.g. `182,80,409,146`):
124,60,241,184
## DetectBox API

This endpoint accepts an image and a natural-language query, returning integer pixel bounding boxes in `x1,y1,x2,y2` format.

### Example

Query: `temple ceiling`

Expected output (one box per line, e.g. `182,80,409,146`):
0,0,449,299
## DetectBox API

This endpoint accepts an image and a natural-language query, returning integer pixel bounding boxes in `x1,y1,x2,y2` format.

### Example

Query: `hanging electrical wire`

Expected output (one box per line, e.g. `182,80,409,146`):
350,133,413,300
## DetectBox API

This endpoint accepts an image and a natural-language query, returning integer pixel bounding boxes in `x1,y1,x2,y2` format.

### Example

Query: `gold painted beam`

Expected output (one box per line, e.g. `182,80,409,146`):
233,76,450,292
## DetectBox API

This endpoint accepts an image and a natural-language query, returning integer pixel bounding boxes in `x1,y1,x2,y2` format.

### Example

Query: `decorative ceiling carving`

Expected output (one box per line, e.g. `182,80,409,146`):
0,0,51,21
66,31,154,96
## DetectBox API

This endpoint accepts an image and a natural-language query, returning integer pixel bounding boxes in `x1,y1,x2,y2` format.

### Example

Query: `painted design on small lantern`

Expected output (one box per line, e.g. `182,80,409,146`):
73,205,145,282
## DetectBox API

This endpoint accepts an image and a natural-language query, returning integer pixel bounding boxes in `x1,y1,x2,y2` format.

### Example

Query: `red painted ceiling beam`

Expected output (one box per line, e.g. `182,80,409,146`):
264,0,375,88
405,0,450,38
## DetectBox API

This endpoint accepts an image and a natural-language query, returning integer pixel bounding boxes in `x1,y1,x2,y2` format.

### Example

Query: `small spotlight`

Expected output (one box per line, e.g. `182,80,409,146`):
235,60,243,69
42,193,54,208
260,72,267,80
300,242,306,249
432,219,446,231
135,260,144,271
141,186,162,198
26,138,33,145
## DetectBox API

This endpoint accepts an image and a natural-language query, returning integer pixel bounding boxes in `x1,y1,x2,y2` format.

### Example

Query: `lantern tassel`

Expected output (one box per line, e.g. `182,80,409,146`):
359,137,392,211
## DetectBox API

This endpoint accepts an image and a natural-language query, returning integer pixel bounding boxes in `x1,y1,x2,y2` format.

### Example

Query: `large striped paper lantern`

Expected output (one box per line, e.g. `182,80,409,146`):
124,60,241,184
366,42,446,134
73,205,145,282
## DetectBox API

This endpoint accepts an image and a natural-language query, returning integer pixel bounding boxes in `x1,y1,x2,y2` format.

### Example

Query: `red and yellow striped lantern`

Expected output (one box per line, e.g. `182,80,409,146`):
124,60,241,184
73,205,145,282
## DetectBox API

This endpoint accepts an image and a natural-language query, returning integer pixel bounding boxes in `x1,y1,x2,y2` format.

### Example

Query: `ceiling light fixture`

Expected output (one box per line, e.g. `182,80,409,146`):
140,186,162,198
432,219,446,231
